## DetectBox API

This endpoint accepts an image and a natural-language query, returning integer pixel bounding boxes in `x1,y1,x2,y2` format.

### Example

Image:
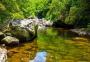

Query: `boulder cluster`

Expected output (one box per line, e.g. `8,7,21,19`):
0,18,53,46
10,17,53,31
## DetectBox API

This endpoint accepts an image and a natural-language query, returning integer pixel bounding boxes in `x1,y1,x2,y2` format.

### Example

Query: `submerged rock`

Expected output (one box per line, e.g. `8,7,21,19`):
72,37,88,42
1,36,19,45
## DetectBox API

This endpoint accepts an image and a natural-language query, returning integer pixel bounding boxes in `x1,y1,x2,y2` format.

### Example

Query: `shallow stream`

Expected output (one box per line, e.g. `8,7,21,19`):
7,28,90,62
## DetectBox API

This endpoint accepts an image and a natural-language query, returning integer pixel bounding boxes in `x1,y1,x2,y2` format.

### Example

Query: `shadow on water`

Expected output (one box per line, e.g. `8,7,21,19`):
52,28,80,40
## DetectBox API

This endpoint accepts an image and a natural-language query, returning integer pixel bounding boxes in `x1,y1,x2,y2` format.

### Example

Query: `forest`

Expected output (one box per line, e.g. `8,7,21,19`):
0,0,90,28
0,0,90,62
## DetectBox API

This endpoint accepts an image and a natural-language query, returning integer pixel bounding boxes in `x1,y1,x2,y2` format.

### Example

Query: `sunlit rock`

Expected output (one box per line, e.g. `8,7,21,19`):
1,36,19,45
10,18,53,31
0,47,7,62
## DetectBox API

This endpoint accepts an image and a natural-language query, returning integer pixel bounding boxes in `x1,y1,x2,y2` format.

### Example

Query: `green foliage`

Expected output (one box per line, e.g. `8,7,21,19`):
0,3,9,24
0,0,90,29
10,12,24,19
87,23,90,32
65,6,80,24
46,0,71,20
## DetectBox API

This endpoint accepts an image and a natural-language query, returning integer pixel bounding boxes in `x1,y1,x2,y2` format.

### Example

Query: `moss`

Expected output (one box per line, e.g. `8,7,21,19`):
10,26,34,42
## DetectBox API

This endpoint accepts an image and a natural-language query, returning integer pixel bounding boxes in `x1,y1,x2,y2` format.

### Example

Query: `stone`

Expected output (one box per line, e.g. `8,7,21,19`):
10,27,34,42
1,36,19,45
0,48,7,62
5,33,12,36
10,18,53,31
7,18,53,42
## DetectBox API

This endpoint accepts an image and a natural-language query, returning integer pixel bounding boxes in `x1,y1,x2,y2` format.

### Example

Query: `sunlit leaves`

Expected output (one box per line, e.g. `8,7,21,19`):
65,6,80,24
10,12,24,19
0,3,6,10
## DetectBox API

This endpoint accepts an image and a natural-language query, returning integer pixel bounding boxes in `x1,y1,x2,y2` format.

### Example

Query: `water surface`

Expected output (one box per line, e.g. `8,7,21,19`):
7,28,90,62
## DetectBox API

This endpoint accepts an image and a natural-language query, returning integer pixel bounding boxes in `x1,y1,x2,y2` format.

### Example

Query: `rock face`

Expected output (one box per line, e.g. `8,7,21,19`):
0,18,53,43
1,36,19,45
10,27,34,42
8,18,53,41
10,18,53,31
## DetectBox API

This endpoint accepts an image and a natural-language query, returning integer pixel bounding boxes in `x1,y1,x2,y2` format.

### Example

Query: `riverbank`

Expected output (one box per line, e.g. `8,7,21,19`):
0,18,90,62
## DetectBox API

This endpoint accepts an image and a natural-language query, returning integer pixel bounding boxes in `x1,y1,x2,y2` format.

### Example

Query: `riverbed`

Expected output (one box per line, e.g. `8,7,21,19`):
7,28,90,62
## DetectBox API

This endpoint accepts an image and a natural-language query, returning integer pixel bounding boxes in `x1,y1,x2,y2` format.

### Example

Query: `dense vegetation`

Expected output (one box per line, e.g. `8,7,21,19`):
0,0,90,28
0,1,90,62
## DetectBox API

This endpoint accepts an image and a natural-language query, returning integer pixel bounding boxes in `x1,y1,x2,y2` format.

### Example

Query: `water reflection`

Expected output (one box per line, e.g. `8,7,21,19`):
7,28,90,62
52,28,80,39
37,28,90,62
29,51,47,62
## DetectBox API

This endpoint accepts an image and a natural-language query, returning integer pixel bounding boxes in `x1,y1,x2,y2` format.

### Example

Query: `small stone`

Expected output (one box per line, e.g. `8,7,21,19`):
1,36,19,45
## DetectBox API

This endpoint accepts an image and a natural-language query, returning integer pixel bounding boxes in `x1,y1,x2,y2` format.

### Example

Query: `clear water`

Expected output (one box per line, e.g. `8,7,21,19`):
7,28,90,62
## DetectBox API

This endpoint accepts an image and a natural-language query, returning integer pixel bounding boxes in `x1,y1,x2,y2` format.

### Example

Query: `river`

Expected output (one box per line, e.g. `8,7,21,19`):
7,28,90,62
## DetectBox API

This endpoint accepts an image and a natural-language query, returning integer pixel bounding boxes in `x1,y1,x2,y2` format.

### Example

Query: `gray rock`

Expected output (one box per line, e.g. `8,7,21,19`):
7,18,53,42
5,33,12,36
10,18,53,31
1,36,19,45
10,26,34,41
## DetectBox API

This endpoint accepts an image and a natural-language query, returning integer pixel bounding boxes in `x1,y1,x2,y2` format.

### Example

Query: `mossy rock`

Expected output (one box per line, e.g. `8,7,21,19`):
11,27,34,42
1,36,19,45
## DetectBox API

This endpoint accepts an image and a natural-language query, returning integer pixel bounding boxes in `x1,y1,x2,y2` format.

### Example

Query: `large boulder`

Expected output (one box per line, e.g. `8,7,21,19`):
10,26,34,42
1,36,19,45
6,18,52,42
